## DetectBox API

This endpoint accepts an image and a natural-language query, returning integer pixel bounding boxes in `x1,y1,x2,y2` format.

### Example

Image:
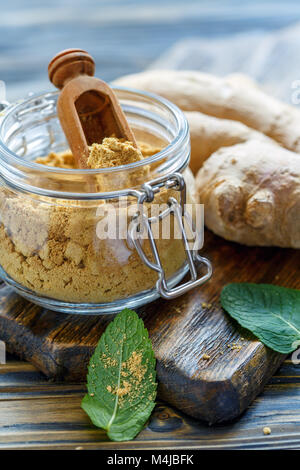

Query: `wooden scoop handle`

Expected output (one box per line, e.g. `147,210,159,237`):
48,49,95,89
48,49,137,169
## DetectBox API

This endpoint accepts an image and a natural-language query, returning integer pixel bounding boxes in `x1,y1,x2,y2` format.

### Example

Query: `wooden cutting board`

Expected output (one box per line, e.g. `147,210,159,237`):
0,229,297,424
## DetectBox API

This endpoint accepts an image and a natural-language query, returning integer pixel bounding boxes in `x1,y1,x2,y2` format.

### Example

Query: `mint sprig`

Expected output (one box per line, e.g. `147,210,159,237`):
221,283,300,354
82,308,157,441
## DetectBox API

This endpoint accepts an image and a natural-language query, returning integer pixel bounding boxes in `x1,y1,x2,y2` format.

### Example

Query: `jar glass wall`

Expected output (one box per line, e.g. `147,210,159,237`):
0,88,195,314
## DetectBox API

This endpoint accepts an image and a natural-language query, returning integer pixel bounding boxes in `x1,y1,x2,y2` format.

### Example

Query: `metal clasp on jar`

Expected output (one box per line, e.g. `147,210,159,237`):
128,172,212,299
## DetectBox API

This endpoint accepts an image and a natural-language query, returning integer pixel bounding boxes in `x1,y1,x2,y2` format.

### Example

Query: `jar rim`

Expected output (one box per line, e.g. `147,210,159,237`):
0,87,189,175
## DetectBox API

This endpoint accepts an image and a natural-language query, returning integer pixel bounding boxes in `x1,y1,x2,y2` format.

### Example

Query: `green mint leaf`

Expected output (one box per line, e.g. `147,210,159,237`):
221,283,300,354
81,308,157,442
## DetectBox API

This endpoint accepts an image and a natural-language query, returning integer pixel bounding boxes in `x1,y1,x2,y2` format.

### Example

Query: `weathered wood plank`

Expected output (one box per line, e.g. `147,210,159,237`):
0,358,299,450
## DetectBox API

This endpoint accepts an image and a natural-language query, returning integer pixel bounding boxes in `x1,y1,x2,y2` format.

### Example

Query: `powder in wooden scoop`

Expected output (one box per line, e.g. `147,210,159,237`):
87,137,144,169
87,137,149,190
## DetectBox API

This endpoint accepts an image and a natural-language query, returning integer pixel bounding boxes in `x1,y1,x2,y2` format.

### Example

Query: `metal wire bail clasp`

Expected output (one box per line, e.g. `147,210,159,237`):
128,172,212,300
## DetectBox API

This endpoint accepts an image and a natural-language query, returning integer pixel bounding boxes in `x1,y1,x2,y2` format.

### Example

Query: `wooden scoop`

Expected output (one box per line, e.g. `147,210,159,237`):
48,49,137,168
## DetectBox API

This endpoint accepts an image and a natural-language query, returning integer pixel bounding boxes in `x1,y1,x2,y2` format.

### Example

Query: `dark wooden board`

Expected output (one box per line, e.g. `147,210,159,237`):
0,230,298,424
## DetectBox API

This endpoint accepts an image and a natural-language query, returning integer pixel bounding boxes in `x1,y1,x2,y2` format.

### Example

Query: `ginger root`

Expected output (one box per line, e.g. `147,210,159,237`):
195,140,300,248
115,70,300,248
185,111,273,174
115,70,300,153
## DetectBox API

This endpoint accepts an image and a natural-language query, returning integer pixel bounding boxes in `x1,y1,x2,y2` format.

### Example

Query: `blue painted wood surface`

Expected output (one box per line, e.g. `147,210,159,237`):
2,0,300,100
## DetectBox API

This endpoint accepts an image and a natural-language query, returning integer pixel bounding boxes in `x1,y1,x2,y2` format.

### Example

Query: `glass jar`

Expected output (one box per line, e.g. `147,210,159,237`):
0,88,212,314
